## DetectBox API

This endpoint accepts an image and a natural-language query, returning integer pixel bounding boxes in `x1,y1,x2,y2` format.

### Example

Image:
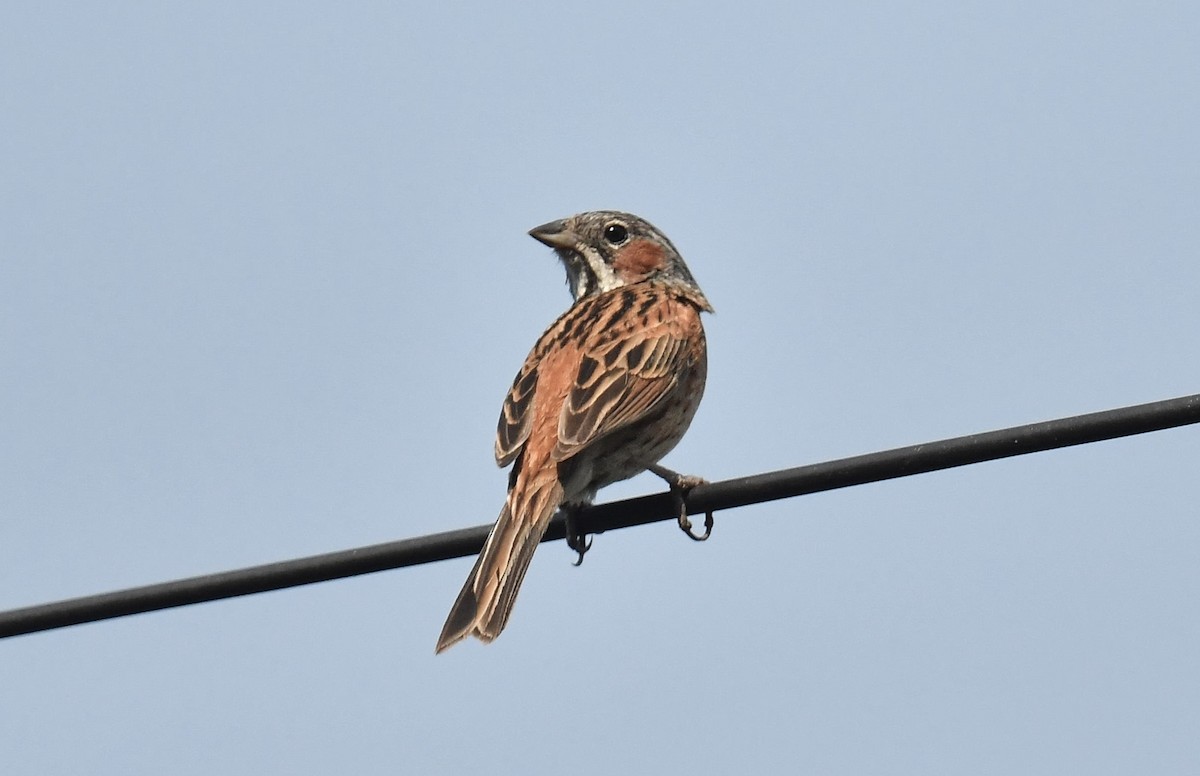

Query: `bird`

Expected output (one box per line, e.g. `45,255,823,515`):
435,210,714,653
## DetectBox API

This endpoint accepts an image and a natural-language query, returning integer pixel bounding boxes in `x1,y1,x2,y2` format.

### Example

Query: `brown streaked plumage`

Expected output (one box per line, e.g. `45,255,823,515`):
436,211,713,653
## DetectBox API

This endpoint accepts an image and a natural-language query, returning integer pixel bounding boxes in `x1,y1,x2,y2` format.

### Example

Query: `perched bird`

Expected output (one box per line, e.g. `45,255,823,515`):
435,211,714,653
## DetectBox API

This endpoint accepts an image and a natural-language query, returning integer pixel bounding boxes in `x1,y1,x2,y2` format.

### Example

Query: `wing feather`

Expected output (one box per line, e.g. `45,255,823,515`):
554,329,689,461
494,361,539,467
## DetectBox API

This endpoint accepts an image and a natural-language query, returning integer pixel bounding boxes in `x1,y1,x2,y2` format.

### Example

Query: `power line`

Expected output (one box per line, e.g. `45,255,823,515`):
1,392,1198,640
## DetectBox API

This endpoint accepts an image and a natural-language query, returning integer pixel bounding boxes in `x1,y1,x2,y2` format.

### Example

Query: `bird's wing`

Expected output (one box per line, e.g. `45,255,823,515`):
494,357,539,468
553,320,693,462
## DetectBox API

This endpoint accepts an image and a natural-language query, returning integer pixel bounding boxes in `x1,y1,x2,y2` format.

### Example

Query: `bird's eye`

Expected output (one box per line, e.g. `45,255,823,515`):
603,223,628,245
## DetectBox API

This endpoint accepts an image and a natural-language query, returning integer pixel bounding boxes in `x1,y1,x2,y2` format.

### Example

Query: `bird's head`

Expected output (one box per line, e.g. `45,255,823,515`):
529,210,713,312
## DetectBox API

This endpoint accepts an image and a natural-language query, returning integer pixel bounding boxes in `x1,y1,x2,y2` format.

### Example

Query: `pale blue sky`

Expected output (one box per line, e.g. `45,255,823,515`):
2,2,1199,773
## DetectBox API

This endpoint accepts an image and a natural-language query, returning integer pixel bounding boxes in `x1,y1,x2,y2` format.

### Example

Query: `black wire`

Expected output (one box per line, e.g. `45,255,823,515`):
2,392,1198,640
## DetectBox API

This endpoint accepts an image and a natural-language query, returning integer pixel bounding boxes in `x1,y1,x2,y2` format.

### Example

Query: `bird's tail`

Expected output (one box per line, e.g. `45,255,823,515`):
435,469,564,653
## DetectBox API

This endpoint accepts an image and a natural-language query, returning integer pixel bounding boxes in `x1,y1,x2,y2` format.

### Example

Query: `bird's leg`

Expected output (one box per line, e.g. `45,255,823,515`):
563,505,593,566
648,464,714,542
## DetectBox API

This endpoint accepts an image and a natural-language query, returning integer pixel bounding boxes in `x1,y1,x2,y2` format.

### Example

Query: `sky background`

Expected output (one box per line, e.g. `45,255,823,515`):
2,2,1199,773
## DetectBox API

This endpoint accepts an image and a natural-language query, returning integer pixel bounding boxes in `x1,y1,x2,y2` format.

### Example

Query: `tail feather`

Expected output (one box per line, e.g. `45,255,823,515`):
435,473,564,653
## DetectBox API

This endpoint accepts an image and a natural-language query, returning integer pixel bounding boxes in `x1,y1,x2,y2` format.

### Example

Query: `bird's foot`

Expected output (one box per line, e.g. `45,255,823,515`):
648,464,714,542
564,506,593,566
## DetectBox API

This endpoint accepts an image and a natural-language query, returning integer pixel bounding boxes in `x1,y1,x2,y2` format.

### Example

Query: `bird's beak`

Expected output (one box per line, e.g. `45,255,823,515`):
528,219,578,250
